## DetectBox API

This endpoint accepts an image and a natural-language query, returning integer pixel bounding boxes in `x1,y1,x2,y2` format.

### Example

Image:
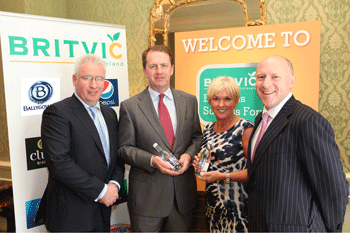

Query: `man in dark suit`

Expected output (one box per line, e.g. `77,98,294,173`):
247,55,349,232
35,54,124,232
118,45,202,232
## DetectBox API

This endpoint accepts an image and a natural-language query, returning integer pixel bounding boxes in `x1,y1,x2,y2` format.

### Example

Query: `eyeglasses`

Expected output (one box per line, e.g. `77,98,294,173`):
80,76,105,82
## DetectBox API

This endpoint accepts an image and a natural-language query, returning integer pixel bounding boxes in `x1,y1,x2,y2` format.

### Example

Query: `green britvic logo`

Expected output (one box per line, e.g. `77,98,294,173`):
8,32,123,59
198,63,263,123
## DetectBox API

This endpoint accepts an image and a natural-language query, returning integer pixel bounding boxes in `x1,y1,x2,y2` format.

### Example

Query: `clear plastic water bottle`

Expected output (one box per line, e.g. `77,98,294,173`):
153,143,183,172
195,141,212,176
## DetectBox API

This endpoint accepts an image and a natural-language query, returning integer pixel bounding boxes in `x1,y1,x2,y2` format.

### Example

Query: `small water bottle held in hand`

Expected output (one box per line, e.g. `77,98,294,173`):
153,143,183,172
195,141,213,177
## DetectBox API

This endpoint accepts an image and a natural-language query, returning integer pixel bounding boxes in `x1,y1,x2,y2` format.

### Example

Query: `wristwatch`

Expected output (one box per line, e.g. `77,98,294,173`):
225,172,230,184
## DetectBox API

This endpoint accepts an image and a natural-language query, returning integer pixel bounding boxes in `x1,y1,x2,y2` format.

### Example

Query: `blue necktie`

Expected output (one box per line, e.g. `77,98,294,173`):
89,106,110,166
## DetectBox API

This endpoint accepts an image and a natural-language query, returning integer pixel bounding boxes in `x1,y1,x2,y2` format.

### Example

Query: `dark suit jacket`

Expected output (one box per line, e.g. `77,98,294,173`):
247,96,349,232
36,94,124,232
118,87,202,217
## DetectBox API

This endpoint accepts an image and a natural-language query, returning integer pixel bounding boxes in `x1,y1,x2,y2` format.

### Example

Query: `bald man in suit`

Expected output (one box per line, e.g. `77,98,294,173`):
247,55,349,232
118,45,202,232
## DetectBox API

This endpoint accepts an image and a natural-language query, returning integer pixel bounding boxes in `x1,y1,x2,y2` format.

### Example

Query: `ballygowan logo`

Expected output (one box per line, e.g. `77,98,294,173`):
25,137,46,171
29,81,53,104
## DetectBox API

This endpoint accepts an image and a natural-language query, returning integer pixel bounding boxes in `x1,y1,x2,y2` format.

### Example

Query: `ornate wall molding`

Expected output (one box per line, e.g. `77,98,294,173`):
149,0,266,45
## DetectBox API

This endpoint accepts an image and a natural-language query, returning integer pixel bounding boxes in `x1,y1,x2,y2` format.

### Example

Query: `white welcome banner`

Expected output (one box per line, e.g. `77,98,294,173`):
0,11,130,232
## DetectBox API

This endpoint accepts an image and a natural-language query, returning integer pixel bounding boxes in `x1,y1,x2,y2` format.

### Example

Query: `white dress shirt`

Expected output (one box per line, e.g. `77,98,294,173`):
148,87,177,167
148,86,177,136
74,93,120,201
250,93,293,159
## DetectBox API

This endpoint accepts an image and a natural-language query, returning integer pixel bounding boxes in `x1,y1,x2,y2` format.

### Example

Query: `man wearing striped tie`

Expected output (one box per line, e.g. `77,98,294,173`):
247,55,349,232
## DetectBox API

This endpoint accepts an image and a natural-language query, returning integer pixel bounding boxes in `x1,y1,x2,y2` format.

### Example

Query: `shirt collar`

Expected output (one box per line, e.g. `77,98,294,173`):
74,92,101,109
263,92,292,119
148,86,174,101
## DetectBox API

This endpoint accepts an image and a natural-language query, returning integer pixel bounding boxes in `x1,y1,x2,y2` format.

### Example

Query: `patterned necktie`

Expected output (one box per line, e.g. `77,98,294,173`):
158,93,175,149
89,106,110,166
252,112,270,161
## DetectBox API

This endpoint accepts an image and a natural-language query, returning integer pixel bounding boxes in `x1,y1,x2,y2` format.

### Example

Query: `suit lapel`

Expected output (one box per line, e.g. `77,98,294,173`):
100,104,115,167
69,95,105,158
247,112,262,172
172,89,186,150
136,88,170,149
250,96,296,173
248,112,262,158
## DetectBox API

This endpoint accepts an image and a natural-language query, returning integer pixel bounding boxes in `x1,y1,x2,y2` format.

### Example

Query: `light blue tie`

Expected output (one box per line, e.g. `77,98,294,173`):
89,106,110,166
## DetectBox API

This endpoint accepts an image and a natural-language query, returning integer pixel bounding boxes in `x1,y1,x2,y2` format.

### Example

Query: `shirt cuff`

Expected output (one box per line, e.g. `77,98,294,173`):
94,181,121,202
151,155,155,168
95,184,108,202
109,180,121,190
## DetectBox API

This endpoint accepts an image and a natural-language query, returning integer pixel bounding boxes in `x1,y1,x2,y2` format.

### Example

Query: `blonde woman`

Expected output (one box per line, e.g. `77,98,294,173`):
194,76,253,232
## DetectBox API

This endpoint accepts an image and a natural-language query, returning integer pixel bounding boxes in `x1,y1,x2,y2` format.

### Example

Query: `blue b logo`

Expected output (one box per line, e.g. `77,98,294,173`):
29,81,53,104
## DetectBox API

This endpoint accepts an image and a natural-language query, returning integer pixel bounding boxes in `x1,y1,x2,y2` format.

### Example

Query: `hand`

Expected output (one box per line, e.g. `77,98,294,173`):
192,153,200,169
197,171,225,183
99,183,119,207
176,153,192,174
152,155,179,176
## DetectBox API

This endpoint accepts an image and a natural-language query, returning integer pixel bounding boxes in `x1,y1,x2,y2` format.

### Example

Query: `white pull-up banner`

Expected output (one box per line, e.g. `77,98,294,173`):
0,11,130,232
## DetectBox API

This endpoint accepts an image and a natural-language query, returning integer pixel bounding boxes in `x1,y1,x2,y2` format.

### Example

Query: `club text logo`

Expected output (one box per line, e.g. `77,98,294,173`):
25,137,46,171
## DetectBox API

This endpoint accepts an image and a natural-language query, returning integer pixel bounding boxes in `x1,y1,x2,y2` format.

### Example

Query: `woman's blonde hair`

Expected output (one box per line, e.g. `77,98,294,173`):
207,76,240,105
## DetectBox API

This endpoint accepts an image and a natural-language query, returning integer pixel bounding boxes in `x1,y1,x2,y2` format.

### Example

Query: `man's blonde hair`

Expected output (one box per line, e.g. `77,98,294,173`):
74,54,106,76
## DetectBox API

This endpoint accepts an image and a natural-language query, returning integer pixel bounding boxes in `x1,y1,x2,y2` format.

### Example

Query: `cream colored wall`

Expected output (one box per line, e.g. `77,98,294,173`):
0,0,25,13
23,0,67,17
